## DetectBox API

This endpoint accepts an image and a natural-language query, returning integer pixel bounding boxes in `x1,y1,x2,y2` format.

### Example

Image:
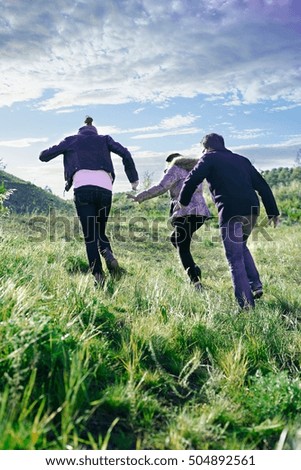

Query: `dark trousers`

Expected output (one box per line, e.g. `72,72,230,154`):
74,186,112,275
170,215,207,282
221,215,262,308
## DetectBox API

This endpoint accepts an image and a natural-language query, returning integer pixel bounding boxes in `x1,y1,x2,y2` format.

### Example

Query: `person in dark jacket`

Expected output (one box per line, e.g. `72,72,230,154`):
179,133,280,308
39,116,139,286
130,153,211,290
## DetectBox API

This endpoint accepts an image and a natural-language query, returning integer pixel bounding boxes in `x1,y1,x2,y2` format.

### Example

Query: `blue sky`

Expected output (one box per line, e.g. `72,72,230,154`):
0,0,300,198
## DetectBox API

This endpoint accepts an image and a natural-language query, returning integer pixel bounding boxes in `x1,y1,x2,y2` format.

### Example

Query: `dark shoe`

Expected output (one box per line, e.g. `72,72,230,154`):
94,272,105,288
193,281,203,291
102,249,119,273
187,265,202,283
253,288,263,299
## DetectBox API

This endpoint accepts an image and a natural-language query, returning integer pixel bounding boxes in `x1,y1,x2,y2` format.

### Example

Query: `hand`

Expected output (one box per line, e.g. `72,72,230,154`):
269,215,280,228
127,193,138,202
131,180,139,191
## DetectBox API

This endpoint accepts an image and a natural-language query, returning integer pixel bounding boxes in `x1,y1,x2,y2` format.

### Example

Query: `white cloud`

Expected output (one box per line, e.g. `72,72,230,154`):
133,107,145,114
233,135,301,151
229,128,271,140
1,0,300,198
0,137,48,148
160,114,200,129
132,127,201,140
269,104,301,112
96,113,201,139
230,136,301,169
0,0,300,109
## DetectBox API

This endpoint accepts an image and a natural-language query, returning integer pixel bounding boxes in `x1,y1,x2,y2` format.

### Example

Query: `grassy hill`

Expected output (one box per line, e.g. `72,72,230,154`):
0,184,301,450
0,170,73,214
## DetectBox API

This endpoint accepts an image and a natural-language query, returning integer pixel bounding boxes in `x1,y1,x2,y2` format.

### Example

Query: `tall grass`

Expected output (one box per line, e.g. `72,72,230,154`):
0,209,300,450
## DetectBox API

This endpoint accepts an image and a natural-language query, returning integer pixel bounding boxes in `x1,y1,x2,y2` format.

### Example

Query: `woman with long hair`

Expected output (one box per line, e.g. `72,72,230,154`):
130,153,211,289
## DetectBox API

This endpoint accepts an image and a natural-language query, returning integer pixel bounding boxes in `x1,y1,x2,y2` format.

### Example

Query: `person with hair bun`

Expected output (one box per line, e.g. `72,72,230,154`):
84,116,94,125
39,116,139,286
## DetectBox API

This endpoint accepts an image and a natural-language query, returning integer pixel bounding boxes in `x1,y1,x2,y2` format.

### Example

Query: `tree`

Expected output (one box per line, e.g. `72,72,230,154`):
44,185,53,194
0,158,6,170
0,183,9,213
296,148,301,167
142,170,154,190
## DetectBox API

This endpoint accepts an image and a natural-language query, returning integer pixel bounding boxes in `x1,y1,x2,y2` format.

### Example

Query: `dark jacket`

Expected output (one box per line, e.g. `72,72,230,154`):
39,127,138,191
179,149,279,225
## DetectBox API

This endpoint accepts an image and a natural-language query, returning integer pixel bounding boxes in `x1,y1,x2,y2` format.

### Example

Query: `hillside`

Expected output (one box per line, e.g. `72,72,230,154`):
0,184,301,450
0,164,300,449
0,170,73,214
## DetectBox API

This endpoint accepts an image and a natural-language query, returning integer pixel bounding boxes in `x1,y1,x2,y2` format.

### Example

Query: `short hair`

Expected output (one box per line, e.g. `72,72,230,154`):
166,152,182,163
201,133,225,150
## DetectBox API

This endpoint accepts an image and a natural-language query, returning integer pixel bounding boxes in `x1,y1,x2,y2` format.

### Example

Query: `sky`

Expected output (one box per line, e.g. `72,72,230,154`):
0,0,300,199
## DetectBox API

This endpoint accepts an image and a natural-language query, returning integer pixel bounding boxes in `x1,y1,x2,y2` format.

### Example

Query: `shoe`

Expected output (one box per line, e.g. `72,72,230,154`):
193,281,203,291
253,288,263,299
102,249,119,273
187,265,202,283
94,272,105,288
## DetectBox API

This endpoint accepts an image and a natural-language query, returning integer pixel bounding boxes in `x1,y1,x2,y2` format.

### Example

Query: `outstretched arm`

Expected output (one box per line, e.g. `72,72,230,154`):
39,139,70,162
131,167,178,203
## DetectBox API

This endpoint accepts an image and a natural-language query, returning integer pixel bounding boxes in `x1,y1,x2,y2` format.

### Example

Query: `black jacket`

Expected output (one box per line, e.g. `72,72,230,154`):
179,149,279,225
39,127,139,191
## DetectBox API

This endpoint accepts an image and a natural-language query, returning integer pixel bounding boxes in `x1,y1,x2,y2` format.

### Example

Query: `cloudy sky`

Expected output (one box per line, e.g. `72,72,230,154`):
0,0,300,198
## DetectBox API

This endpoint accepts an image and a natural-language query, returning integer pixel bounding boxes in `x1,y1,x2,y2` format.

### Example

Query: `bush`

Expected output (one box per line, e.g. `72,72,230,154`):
245,371,301,423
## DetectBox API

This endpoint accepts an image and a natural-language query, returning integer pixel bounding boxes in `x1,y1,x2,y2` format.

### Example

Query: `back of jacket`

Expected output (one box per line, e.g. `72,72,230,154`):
39,127,138,190
179,149,279,225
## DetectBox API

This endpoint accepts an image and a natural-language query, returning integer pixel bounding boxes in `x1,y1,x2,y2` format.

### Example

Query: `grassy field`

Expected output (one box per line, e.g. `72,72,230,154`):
0,195,301,450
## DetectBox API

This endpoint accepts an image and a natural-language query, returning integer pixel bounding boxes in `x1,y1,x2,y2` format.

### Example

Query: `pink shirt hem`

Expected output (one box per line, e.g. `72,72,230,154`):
73,169,113,191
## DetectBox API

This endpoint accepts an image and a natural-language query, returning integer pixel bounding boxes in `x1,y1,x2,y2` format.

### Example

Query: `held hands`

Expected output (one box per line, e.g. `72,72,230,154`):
127,180,139,202
127,193,138,202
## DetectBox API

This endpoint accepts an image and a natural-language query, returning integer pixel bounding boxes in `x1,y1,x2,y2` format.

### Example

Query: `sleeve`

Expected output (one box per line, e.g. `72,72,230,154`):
39,139,68,162
107,135,139,183
179,156,211,206
135,167,178,203
250,165,280,217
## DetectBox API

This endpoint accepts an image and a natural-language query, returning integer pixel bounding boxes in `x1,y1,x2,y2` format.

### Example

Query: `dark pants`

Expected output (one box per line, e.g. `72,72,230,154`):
74,186,112,275
221,215,262,308
170,215,207,282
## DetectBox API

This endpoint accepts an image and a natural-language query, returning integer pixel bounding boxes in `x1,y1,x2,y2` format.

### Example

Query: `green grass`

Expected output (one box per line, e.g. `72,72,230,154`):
0,204,301,450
